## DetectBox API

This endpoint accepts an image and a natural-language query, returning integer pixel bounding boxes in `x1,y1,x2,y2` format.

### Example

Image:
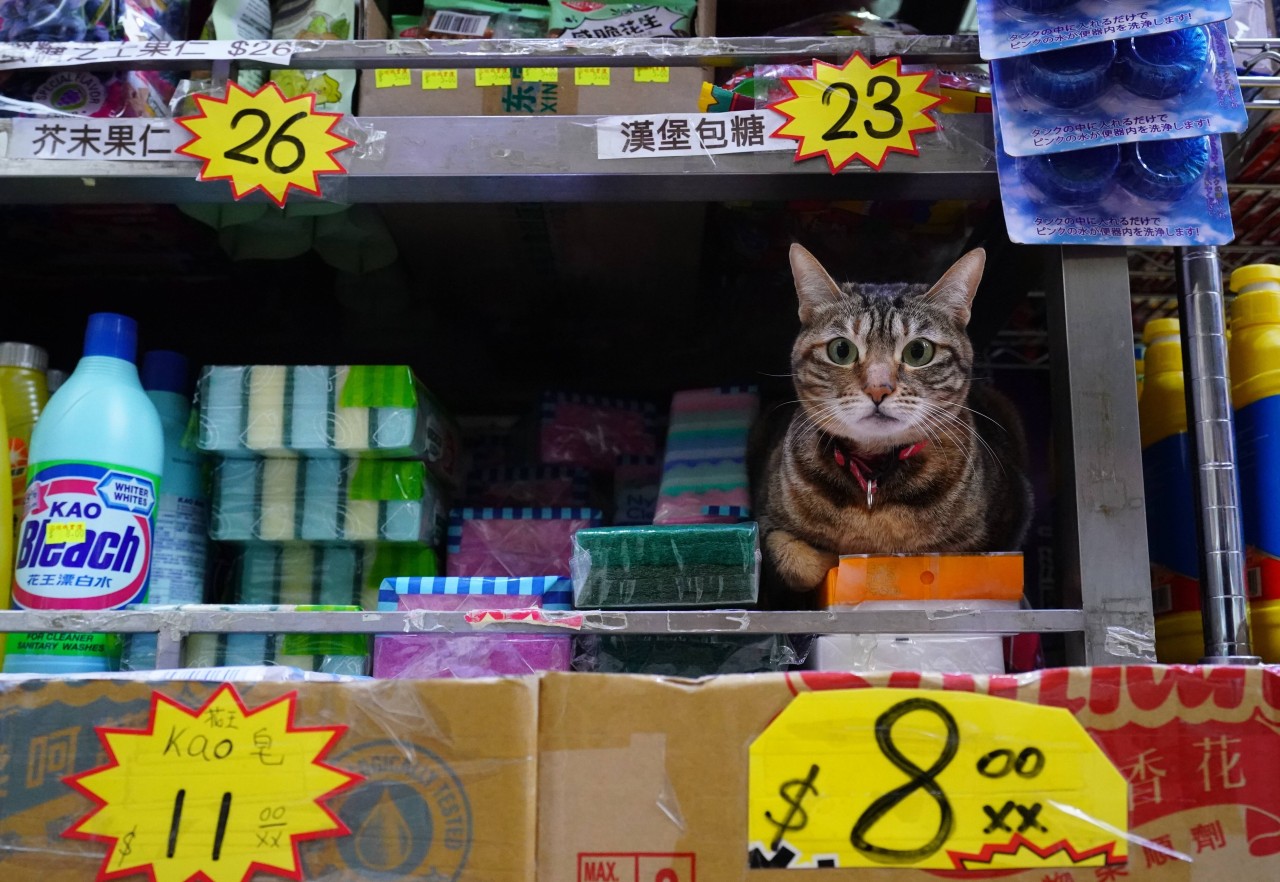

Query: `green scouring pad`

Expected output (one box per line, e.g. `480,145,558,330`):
571,522,760,609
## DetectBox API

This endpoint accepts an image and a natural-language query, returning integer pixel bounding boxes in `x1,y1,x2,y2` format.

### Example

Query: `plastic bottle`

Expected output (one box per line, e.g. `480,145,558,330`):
46,368,68,393
2,314,164,674
1139,317,1202,663
0,343,49,552
1135,342,1145,399
0,392,13,672
123,351,209,670
1230,264,1280,662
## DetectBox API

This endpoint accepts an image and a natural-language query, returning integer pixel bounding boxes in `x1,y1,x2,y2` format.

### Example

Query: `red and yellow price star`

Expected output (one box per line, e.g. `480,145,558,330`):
769,53,945,173
177,82,355,207
64,684,362,882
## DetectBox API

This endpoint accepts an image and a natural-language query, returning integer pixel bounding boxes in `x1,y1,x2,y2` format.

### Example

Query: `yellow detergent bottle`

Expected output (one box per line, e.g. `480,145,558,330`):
1140,318,1203,663
0,386,12,670
0,344,48,547
1230,264,1280,663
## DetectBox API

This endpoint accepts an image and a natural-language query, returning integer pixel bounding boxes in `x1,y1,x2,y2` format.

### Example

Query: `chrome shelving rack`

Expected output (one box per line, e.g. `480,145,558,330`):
0,34,1164,668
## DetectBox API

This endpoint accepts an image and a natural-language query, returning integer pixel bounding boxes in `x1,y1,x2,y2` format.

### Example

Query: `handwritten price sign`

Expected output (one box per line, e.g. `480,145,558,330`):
177,81,354,207
768,53,943,173
64,684,362,882
748,689,1128,870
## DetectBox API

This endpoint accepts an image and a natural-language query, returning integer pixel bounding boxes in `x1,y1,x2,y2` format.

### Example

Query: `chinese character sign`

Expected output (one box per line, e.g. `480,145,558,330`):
8,120,192,161
596,110,792,159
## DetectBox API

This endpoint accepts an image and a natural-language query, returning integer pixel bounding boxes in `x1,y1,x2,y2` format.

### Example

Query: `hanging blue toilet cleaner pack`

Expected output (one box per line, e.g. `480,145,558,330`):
994,105,1234,245
975,0,1233,60
991,22,1246,155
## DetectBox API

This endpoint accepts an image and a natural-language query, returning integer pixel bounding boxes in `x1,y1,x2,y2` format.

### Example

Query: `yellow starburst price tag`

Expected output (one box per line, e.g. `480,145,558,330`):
64,684,362,882
176,82,355,207
748,689,1128,870
769,53,944,173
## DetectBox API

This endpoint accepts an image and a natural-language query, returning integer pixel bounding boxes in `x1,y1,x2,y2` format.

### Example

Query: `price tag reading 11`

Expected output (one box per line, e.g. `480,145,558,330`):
64,684,362,882
177,82,355,207
768,53,944,173
748,689,1128,871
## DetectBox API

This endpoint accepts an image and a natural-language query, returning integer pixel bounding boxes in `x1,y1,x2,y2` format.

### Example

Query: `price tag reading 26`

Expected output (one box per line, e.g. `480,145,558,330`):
748,689,1128,871
64,684,362,882
768,53,944,173
177,82,354,207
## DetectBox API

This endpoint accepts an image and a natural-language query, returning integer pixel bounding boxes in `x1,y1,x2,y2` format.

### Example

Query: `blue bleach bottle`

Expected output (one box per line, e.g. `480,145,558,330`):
2,314,164,674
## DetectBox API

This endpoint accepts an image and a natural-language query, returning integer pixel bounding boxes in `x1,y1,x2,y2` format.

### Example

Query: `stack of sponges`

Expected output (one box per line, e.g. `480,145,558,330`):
373,575,574,678
195,364,459,674
654,386,758,524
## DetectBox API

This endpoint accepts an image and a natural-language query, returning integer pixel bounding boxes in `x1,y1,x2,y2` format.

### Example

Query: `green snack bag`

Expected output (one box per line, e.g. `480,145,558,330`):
413,0,550,38
548,0,697,38
270,0,356,113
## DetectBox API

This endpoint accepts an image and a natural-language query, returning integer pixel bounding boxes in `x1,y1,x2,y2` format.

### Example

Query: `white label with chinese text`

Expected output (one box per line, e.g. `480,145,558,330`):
0,40,294,71
596,110,792,160
7,119,195,161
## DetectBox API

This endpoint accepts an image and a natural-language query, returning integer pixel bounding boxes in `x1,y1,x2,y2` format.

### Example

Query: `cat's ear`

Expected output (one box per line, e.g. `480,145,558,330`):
790,244,845,324
924,248,986,326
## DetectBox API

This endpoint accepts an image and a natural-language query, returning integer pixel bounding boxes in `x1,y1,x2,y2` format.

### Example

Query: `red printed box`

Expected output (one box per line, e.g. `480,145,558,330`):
578,852,696,882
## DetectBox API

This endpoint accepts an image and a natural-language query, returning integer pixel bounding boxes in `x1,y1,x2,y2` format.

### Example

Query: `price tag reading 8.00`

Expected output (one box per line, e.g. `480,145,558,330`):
64,684,362,882
768,53,944,173
747,689,1129,871
176,82,355,207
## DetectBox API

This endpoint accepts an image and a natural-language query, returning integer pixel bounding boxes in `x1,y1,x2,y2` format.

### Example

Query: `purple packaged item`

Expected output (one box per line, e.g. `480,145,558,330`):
446,506,603,577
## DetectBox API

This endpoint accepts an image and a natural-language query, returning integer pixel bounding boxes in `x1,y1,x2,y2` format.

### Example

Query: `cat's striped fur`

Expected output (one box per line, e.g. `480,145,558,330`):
754,245,1033,593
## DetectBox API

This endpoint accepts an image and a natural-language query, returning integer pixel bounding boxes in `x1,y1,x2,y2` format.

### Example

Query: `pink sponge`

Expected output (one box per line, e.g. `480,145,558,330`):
446,507,602,577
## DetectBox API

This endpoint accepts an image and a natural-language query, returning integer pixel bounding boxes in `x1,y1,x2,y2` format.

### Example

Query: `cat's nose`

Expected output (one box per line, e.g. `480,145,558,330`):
865,385,894,405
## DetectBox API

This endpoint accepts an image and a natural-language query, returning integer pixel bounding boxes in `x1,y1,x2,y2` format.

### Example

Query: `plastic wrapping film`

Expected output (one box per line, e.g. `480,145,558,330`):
210,456,448,543
571,522,761,608
446,506,603,577
537,666,1280,881
653,386,757,525
0,674,539,881
196,364,454,466
0,0,189,118
538,392,659,472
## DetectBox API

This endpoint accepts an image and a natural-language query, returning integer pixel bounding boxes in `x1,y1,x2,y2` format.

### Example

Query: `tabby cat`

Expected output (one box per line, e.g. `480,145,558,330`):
755,244,1033,593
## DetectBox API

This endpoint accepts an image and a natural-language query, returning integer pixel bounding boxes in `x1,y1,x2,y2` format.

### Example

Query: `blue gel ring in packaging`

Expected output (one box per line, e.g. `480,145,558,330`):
1019,145,1121,205
1003,0,1078,12
1018,41,1116,108
1118,137,1209,202
1113,26,1209,99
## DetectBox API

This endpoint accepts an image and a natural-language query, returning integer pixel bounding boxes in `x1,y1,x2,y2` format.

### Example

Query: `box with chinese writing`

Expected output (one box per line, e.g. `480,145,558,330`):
539,665,1280,881
356,0,716,116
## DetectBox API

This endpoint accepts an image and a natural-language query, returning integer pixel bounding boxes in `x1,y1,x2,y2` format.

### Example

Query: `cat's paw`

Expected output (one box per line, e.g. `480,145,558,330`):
767,530,838,592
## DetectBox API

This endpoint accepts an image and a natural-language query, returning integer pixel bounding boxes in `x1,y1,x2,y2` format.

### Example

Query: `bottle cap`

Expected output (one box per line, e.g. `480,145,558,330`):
1142,317,1181,345
1019,143,1120,205
1003,0,1078,13
46,369,68,393
1117,137,1209,203
141,350,190,395
1231,289,1280,330
83,313,138,363
1018,40,1115,108
0,342,48,372
1114,26,1209,100
1229,264,1280,294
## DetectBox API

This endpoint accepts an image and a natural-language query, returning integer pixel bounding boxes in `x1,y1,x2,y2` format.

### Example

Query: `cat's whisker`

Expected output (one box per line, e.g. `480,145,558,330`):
914,400,1006,474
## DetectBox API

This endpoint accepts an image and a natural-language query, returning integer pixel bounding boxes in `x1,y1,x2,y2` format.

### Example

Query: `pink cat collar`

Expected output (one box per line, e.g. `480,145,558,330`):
833,440,928,509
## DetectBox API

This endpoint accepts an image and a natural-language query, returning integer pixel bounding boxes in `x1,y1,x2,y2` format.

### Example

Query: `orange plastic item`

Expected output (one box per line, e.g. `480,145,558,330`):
822,552,1024,606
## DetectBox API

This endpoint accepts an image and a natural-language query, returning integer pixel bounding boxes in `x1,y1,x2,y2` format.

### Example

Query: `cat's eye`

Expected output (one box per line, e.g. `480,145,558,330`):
826,337,858,365
903,338,936,367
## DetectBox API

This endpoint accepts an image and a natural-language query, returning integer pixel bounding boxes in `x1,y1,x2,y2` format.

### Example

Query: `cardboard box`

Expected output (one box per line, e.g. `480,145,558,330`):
538,666,1280,880
0,677,538,881
357,0,716,116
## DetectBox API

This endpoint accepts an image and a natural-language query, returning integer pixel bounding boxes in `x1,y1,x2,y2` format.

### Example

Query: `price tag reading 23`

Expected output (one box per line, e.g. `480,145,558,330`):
748,689,1128,871
768,53,944,173
177,82,355,207
64,683,363,882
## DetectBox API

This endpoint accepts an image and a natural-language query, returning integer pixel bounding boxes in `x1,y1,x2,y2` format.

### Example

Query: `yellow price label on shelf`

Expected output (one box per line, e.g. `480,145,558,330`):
523,67,559,83
768,53,944,173
46,521,85,544
374,68,410,88
176,82,354,207
634,66,670,83
422,69,459,90
575,67,610,86
748,689,1128,870
65,684,362,882
475,67,512,87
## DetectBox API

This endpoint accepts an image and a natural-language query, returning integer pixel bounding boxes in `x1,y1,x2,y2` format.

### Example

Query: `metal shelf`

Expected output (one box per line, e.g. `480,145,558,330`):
0,113,996,204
